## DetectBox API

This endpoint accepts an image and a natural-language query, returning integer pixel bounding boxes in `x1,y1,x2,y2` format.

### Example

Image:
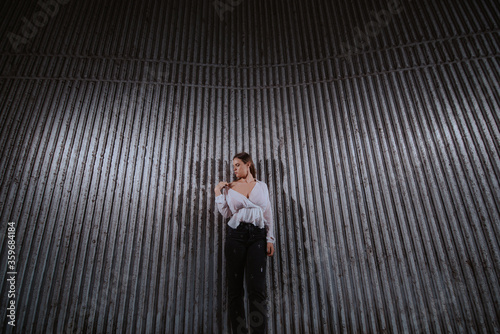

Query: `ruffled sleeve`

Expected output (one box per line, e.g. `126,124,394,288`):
215,187,232,218
262,183,275,243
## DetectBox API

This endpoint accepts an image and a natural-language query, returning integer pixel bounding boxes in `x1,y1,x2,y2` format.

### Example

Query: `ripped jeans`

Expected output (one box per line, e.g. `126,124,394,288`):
225,223,268,334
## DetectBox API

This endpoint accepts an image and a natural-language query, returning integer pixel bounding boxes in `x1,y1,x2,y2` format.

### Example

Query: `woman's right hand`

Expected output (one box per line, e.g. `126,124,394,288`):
214,181,230,196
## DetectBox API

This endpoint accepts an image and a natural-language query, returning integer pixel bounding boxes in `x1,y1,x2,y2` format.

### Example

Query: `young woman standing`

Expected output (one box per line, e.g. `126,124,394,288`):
214,152,275,334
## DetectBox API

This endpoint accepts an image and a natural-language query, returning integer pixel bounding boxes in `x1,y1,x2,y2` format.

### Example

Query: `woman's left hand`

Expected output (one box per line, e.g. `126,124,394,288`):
267,243,274,257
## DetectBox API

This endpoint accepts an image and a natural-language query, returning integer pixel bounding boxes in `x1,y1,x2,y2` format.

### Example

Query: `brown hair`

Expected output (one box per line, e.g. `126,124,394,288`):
233,152,257,179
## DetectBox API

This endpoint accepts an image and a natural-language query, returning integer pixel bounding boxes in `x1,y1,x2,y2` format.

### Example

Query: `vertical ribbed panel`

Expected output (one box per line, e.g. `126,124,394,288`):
0,0,499,332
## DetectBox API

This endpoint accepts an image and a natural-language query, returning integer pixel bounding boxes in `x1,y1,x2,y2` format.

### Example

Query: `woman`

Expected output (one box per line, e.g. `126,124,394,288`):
214,152,275,334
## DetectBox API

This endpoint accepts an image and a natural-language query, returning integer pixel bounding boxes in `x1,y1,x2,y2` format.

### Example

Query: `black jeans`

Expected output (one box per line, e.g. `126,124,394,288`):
225,223,268,334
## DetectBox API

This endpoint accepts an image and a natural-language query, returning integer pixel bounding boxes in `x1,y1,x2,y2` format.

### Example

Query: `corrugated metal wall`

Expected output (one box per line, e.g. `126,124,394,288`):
0,0,499,332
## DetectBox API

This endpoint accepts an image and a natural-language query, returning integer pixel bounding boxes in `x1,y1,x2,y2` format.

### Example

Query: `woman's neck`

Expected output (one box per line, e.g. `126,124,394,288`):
239,174,255,183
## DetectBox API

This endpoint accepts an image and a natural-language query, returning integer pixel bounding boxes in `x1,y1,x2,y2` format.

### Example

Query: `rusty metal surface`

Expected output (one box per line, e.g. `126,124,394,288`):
0,0,499,332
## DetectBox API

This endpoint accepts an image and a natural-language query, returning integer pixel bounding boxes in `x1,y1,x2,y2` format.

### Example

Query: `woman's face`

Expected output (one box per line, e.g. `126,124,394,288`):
233,158,249,179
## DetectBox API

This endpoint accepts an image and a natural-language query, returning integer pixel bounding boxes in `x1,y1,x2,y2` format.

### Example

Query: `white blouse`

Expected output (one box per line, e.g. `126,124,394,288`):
215,180,275,243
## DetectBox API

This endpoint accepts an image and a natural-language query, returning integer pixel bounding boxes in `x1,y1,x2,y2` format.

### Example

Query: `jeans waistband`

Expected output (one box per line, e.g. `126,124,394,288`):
230,222,265,231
